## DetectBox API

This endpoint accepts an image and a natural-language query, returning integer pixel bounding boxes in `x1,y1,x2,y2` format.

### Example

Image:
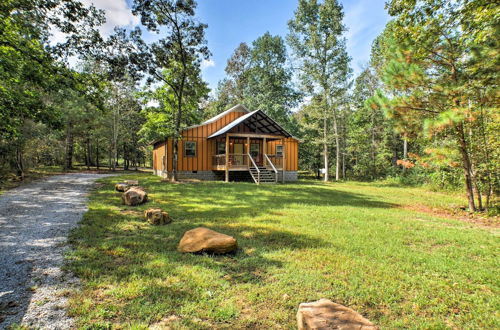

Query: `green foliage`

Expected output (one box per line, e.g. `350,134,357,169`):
288,0,351,181
372,0,499,210
205,33,300,133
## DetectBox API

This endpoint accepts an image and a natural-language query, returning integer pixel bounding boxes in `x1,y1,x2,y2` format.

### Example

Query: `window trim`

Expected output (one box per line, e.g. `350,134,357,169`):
276,144,283,157
216,141,226,155
184,141,196,157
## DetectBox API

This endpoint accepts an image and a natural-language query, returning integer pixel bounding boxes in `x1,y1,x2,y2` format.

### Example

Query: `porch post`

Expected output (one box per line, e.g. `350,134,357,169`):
246,136,250,166
225,134,229,182
263,137,267,166
282,138,286,183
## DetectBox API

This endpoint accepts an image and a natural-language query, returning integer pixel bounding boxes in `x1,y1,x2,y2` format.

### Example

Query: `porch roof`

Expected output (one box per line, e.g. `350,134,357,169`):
207,109,292,139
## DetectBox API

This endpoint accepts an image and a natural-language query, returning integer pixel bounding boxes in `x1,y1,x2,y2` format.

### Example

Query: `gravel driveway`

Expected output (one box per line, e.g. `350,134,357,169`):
0,173,112,329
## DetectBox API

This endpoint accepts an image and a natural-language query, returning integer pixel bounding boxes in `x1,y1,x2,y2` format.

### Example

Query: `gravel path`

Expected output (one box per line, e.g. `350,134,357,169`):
0,173,113,329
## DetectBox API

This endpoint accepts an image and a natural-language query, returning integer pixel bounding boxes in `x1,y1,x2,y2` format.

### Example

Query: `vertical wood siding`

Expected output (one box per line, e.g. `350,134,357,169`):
152,110,299,172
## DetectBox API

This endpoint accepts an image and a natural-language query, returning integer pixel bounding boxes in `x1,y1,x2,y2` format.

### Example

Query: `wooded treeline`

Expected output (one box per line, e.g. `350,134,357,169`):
0,0,498,211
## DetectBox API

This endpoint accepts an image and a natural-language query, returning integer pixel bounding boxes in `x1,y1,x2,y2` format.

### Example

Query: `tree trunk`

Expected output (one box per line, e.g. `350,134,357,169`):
15,146,24,180
371,111,376,179
123,144,129,170
456,124,476,211
86,137,91,170
475,183,483,211
96,140,100,169
112,108,118,172
402,137,408,174
172,138,179,181
333,114,340,181
323,114,329,182
64,122,74,170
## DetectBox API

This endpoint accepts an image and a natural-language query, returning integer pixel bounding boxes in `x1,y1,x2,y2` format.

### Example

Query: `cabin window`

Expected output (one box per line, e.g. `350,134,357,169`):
217,141,225,155
276,145,283,157
250,143,260,158
184,141,196,157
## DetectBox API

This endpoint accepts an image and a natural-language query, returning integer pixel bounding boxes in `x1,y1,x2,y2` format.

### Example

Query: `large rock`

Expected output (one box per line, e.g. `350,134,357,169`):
178,227,237,254
124,180,139,186
297,299,377,330
144,208,171,225
115,183,130,192
121,186,147,206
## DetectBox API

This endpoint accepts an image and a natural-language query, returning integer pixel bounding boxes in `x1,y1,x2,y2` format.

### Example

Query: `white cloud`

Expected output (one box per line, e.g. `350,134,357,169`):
341,0,390,76
200,59,216,70
82,0,140,36
50,0,139,45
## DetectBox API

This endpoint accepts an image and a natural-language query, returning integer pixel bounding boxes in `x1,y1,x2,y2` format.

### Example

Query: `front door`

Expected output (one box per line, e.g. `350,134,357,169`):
233,143,244,166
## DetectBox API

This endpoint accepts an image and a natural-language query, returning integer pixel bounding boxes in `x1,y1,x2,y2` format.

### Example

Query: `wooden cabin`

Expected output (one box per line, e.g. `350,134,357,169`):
152,104,299,184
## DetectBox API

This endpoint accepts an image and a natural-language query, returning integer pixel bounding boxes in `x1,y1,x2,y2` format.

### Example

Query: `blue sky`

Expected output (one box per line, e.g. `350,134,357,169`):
89,0,391,91
196,0,391,91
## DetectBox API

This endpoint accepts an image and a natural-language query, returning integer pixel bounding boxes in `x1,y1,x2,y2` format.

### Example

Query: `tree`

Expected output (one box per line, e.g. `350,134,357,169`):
371,0,499,211
245,32,300,131
133,0,210,181
0,0,105,177
288,0,351,181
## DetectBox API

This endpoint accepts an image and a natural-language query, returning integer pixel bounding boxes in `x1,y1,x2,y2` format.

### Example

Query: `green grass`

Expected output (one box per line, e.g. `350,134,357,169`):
67,173,499,329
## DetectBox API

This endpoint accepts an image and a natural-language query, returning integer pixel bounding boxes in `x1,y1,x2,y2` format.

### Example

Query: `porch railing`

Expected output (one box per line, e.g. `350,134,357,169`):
248,153,260,184
266,154,283,169
212,154,249,168
213,154,226,166
264,154,278,183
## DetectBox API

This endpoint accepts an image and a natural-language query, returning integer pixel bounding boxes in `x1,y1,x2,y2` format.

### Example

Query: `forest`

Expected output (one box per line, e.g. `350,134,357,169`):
0,0,498,213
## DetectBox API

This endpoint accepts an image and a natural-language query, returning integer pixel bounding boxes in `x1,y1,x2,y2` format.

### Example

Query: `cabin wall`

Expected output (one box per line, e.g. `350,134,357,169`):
152,109,299,177
152,141,167,174
266,138,298,171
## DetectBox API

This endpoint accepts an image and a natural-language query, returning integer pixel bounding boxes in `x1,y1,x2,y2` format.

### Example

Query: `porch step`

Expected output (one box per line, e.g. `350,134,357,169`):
249,167,277,184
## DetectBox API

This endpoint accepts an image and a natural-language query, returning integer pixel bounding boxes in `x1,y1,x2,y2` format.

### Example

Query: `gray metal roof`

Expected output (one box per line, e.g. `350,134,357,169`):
207,109,292,139
202,104,250,125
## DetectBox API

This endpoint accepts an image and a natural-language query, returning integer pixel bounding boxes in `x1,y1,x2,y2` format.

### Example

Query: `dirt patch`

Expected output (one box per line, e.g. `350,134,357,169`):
401,204,500,228
0,173,114,329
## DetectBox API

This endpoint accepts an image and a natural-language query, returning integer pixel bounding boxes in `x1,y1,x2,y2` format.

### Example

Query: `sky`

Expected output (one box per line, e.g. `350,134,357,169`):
83,0,391,91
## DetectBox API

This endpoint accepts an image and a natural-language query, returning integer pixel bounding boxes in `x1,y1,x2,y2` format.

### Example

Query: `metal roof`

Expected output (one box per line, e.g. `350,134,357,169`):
207,109,292,139
202,104,250,125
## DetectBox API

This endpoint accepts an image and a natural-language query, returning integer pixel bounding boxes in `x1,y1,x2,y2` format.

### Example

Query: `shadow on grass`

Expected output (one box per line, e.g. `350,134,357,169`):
66,174,396,326
94,175,397,222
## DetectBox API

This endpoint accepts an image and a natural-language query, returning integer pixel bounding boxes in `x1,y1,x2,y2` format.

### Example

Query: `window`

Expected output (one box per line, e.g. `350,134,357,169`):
250,143,260,158
184,141,196,157
217,141,225,155
276,144,283,157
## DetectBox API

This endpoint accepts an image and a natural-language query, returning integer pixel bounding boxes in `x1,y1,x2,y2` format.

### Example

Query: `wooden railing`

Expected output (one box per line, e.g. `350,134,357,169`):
266,154,283,169
212,154,249,168
213,154,226,166
248,153,260,184
264,154,278,183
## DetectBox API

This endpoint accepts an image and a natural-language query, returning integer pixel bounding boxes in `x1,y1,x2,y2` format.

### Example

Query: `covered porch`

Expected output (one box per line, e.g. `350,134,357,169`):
211,133,286,183
207,109,292,184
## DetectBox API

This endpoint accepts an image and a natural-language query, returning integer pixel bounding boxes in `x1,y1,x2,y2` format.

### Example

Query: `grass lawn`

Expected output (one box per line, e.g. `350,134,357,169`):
66,173,499,329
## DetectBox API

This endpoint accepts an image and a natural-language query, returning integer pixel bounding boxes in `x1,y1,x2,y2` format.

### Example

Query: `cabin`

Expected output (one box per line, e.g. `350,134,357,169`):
152,104,299,184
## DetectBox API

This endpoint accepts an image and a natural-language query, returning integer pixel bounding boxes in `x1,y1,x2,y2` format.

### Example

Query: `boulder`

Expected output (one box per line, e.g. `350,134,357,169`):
144,208,171,225
178,227,237,254
125,180,139,185
297,299,377,330
115,183,130,192
122,186,147,206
